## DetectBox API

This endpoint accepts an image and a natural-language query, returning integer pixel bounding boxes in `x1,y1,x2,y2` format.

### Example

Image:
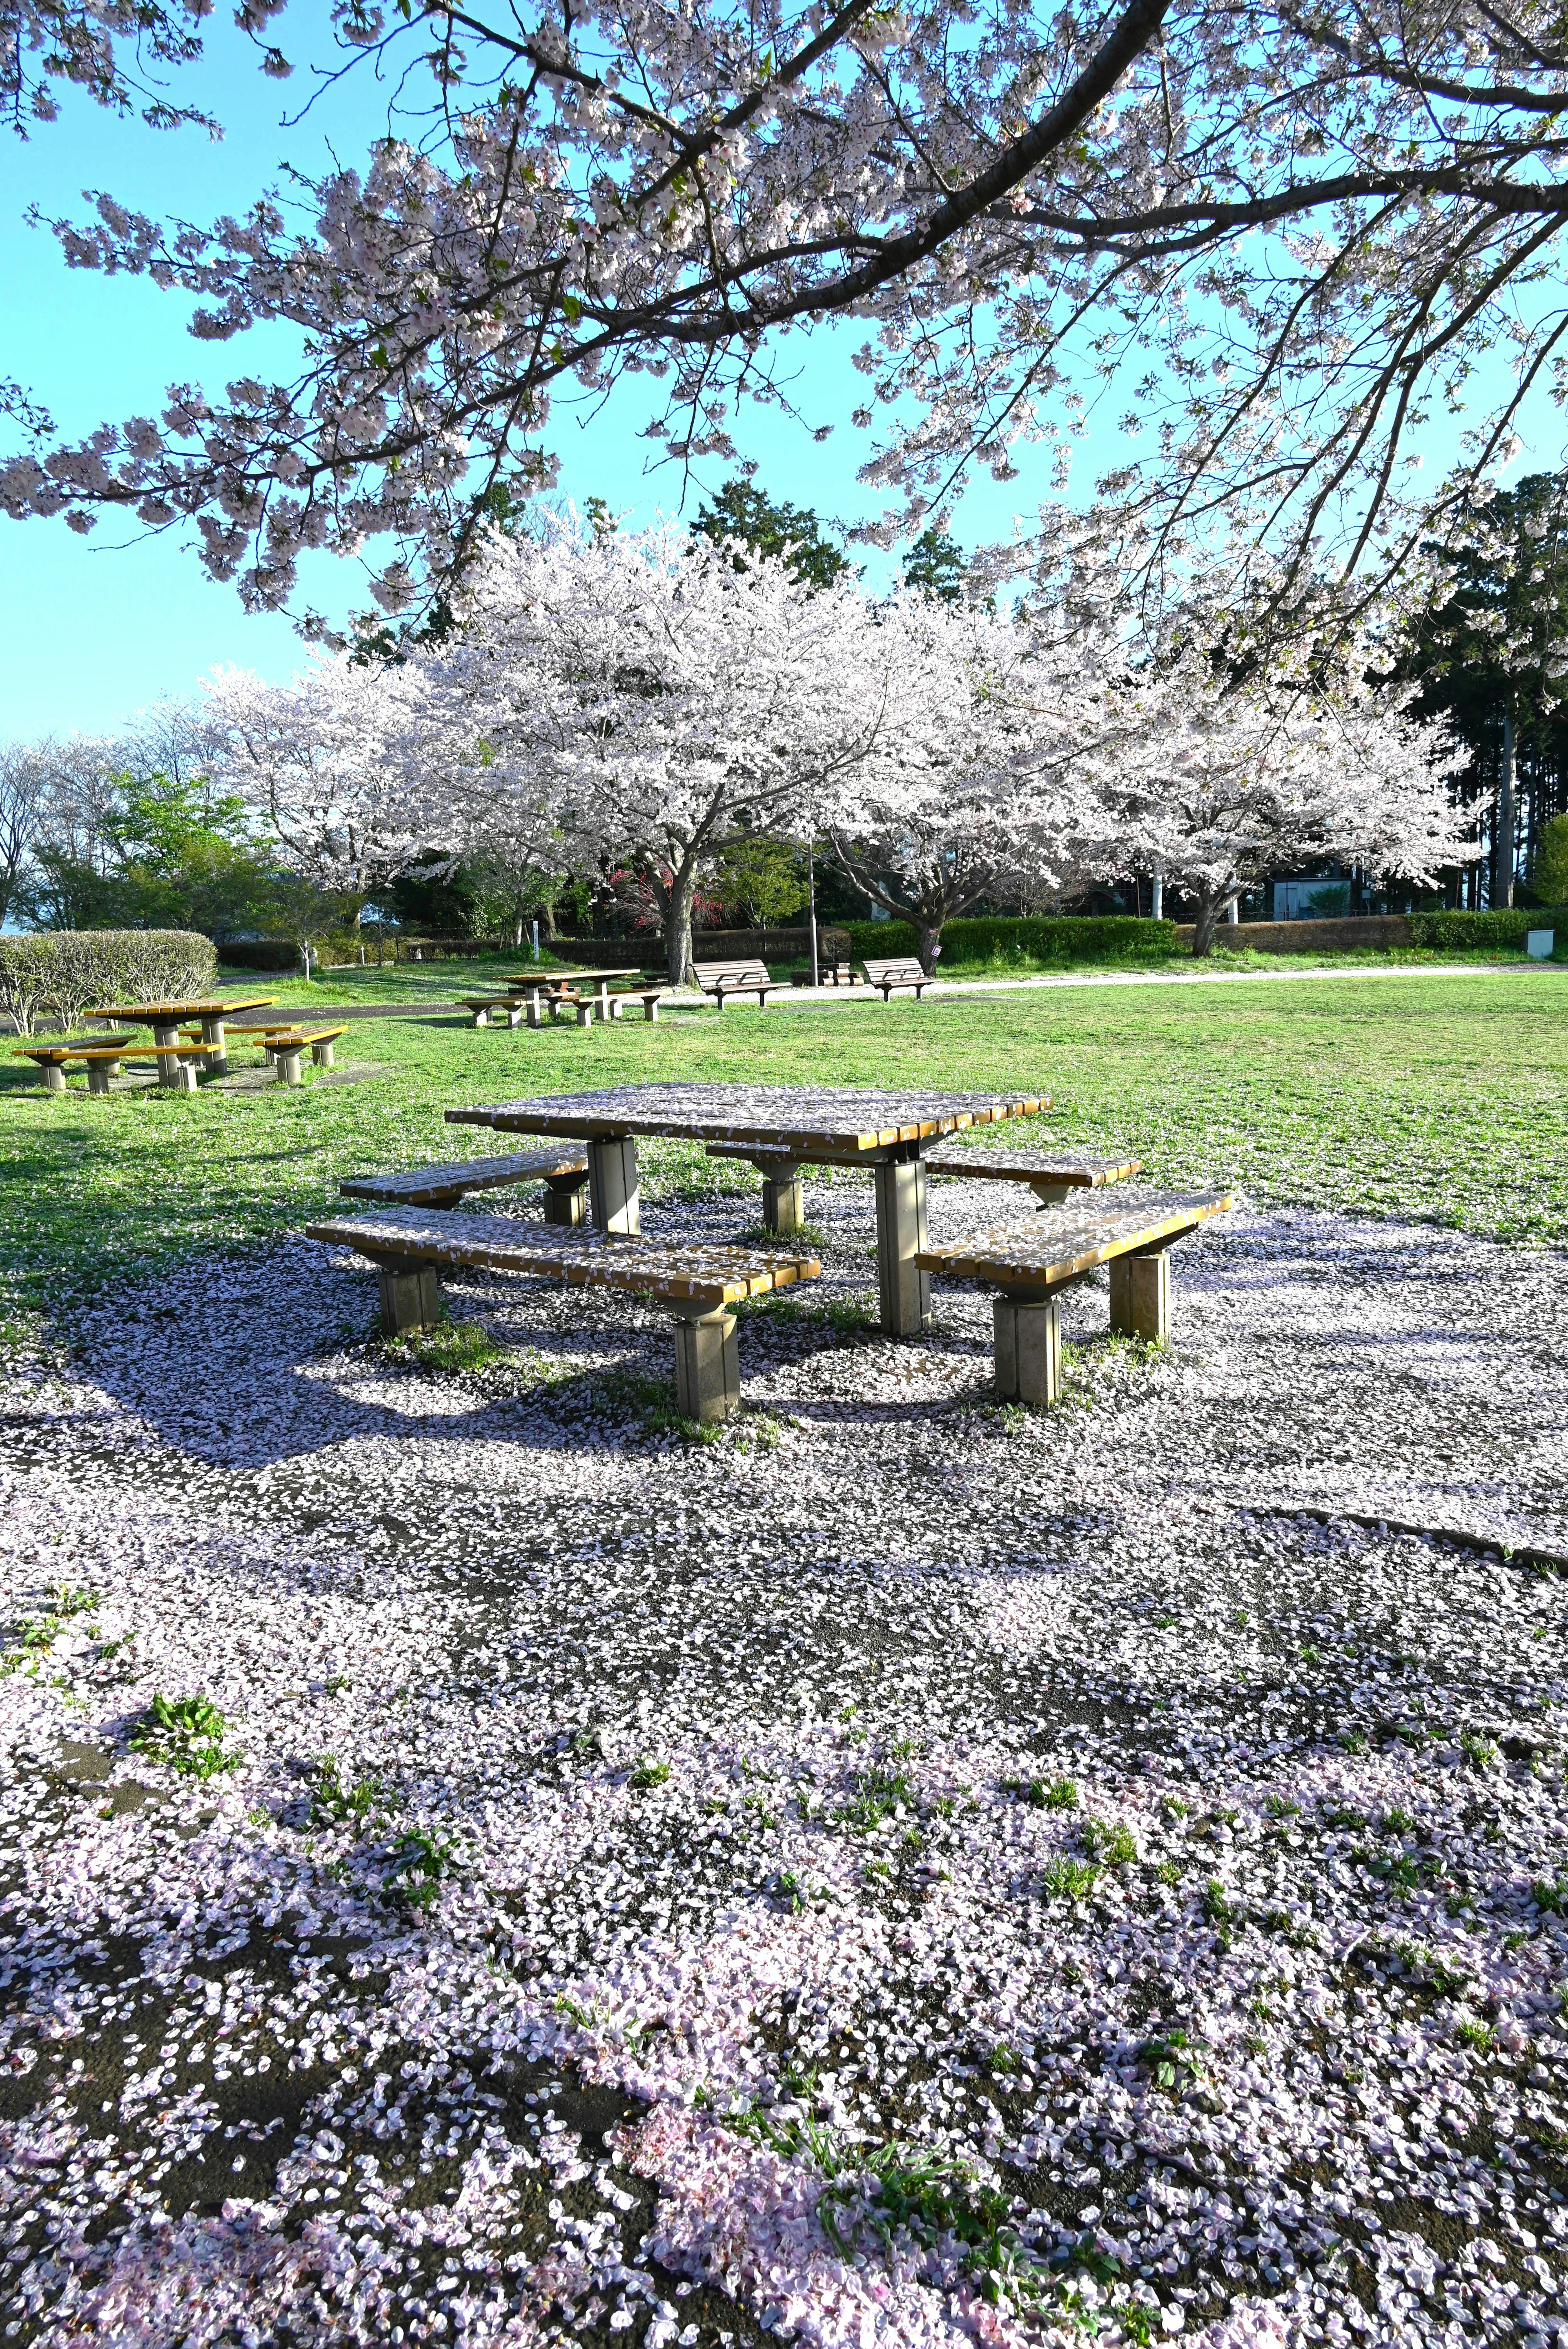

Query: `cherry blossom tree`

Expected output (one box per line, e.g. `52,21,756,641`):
6,0,1568,630
403,516,968,985
1086,653,1475,954
200,654,430,922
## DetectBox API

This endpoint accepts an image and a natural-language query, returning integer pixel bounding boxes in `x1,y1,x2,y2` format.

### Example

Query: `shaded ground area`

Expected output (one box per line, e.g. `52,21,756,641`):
0,1183,1564,2347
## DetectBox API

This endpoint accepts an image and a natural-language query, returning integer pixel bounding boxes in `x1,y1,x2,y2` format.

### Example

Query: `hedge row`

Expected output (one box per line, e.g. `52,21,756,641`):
0,931,218,1035
1405,907,1568,954
844,914,1183,967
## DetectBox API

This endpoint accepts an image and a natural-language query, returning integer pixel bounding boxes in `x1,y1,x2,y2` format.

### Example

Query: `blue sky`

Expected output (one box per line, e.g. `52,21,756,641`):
1,23,1558,742
0,21,1042,742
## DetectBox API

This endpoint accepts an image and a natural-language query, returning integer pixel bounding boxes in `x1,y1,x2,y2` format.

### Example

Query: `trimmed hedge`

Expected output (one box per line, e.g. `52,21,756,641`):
0,930,218,1036
844,914,1182,968
1406,907,1568,956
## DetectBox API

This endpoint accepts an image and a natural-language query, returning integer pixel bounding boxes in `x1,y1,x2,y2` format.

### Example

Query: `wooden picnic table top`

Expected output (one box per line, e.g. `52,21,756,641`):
90,997,278,1022
450,1082,1050,1157
503,969,644,987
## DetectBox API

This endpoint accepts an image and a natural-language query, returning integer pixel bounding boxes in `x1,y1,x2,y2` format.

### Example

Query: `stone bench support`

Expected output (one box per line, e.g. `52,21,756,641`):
994,1291,1061,1407
673,1308,740,1422
1109,1246,1173,1344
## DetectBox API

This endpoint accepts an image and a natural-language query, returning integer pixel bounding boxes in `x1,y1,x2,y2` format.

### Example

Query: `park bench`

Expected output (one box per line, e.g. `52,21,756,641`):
694,959,782,1009
862,956,930,1001
923,1148,1143,1207
339,1148,591,1224
606,986,670,1022
304,1203,822,1422
459,994,535,1028
14,1036,146,1094
916,1189,1234,1406
218,1025,347,1083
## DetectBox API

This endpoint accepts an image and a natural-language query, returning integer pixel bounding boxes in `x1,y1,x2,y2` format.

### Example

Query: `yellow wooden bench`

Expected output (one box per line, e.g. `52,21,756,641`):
922,1148,1143,1206
12,1039,201,1094
305,1204,822,1421
917,1190,1234,1405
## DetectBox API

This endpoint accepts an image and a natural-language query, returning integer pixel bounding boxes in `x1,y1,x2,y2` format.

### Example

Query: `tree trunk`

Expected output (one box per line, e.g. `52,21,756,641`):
1192,893,1221,956
666,859,700,987
1496,711,1516,908
918,923,943,974
540,895,559,941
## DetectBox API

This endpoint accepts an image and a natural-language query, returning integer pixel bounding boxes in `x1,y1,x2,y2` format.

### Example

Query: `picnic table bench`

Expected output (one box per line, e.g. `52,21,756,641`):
862,956,929,1001
923,1148,1143,1206
305,1203,822,1421
13,1036,158,1094
218,1025,346,1083
916,1190,1234,1405
459,994,537,1028
790,961,855,988
340,1148,590,1224
694,959,781,1009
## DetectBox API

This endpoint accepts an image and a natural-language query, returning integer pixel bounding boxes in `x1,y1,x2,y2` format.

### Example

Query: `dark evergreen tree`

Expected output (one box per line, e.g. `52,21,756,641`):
901,527,967,602
690,479,852,590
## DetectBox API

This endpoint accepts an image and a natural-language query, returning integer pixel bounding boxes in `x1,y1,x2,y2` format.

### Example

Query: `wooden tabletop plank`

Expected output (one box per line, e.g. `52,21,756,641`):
916,1191,1234,1287
307,1205,822,1310
89,997,278,1019
451,1083,1050,1156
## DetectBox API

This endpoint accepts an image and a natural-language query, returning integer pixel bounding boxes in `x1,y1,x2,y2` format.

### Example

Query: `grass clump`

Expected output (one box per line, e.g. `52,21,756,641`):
380,1824,463,1912
383,1316,503,1374
308,1754,380,1828
128,1692,241,1780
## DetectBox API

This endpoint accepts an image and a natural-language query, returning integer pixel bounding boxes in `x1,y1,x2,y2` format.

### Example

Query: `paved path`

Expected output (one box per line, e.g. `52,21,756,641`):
229,957,1563,1023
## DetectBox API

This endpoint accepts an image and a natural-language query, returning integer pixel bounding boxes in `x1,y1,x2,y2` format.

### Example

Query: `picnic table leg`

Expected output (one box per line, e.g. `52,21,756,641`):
1027,1180,1074,1210
575,999,595,1027
38,1061,67,1094
199,1015,228,1075
276,1047,305,1087
873,1152,931,1337
85,1058,122,1096
588,1136,640,1235
312,1038,335,1068
672,1307,740,1422
526,991,546,1030
151,1022,183,1085
760,1161,805,1235
543,1173,588,1227
594,981,611,1020
1109,1246,1172,1344
371,1257,441,1335
993,1291,1061,1407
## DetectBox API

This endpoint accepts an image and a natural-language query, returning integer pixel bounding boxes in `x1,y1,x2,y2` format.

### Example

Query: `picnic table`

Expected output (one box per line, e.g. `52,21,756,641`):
504,969,643,1023
87,996,278,1080
448,1081,1049,1336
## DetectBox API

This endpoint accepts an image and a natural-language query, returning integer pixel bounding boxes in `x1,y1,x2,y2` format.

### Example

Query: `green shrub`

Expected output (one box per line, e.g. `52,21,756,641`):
843,916,1180,970
0,930,218,1036
1406,907,1568,956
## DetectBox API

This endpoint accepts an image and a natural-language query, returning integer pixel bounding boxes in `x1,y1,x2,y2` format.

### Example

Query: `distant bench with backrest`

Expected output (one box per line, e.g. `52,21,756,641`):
339,1148,591,1225
862,956,930,1001
916,1190,1234,1406
694,959,781,1010
305,1204,821,1421
923,1149,1143,1207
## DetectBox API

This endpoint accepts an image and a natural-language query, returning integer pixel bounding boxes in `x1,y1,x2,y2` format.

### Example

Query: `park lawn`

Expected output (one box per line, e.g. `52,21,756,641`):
2,965,1564,1322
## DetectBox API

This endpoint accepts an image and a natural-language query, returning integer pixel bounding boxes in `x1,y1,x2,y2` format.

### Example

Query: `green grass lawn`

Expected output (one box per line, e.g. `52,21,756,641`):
4,967,1565,1324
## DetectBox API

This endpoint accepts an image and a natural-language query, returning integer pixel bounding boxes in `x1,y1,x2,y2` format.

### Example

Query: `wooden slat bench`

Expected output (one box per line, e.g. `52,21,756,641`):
694,959,781,1009
916,1190,1234,1406
862,956,929,1001
924,1149,1143,1207
241,1027,347,1083
13,1036,144,1094
305,1205,822,1421
607,987,670,1023
339,1149,590,1224
459,994,535,1029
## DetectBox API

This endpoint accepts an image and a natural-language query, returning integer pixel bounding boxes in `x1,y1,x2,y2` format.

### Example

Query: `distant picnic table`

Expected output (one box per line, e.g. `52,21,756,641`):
449,1081,1049,1336
87,997,278,1080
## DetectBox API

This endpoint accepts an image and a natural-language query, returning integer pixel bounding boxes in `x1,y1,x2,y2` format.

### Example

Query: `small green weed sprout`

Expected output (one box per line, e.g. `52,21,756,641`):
1460,1731,1498,1770
630,1759,672,1790
381,1825,462,1911
1080,1817,1137,1866
128,1692,241,1780
837,1763,918,1832
1040,1856,1099,1901
309,1755,380,1829
1532,1874,1568,1915
1456,2018,1495,2050
384,1317,503,1374
1265,1794,1301,1820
